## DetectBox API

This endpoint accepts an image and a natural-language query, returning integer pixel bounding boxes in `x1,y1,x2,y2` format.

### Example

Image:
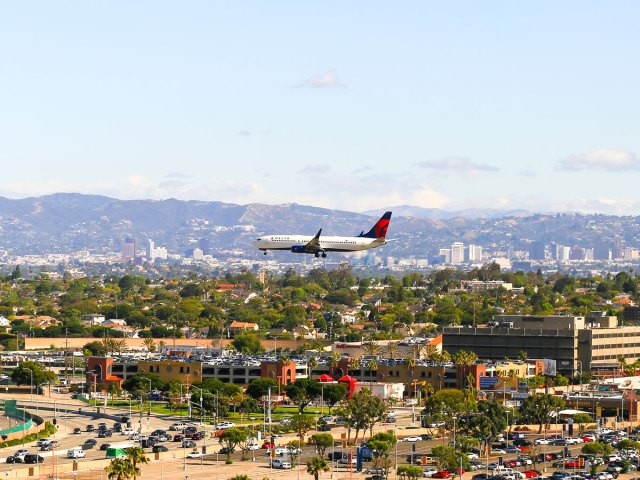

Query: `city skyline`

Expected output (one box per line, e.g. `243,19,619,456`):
1,2,639,214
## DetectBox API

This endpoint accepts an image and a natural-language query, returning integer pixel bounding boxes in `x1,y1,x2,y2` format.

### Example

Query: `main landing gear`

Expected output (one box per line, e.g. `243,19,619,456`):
314,252,327,258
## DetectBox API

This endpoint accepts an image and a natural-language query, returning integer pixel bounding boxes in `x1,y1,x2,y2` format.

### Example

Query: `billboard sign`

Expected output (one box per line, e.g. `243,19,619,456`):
543,359,557,377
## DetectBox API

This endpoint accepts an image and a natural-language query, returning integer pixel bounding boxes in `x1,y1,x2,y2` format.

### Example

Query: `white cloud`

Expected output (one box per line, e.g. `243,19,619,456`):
557,149,640,171
297,69,345,88
416,157,498,177
299,164,331,174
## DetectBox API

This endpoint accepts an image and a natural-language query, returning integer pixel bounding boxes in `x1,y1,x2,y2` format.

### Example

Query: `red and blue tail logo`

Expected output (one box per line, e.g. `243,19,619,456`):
358,212,392,239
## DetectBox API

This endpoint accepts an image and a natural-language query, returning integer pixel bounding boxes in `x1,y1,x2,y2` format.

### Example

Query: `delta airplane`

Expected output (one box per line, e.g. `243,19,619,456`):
252,212,392,258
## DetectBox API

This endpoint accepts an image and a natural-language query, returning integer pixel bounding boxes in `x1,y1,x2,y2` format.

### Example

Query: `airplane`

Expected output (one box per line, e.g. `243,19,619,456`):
252,211,392,258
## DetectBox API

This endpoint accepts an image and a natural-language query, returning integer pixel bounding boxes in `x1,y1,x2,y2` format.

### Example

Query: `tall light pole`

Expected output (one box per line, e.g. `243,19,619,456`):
452,416,457,450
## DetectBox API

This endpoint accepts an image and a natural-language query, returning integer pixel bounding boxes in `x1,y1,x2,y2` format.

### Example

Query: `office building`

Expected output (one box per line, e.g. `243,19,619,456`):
468,244,483,262
529,241,546,261
121,238,136,263
451,242,464,264
443,313,640,377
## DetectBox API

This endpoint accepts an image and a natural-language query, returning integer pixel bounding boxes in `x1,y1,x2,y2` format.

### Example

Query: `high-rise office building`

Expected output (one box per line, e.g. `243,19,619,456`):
468,244,483,262
451,242,464,264
529,241,546,260
121,238,136,263
439,248,451,264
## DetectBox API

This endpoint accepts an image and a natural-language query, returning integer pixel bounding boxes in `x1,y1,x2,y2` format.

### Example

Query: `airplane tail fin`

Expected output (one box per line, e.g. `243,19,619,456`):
358,211,392,239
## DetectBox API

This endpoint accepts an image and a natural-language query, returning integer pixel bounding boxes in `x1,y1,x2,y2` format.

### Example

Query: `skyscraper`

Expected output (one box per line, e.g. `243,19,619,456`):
451,242,464,264
121,238,136,263
468,244,483,262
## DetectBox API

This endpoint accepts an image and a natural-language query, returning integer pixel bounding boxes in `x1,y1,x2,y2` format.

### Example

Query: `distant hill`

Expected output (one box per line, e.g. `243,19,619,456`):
362,205,532,219
0,193,636,259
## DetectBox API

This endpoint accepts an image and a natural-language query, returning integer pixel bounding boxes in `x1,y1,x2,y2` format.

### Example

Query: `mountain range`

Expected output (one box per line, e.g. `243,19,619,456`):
0,193,637,259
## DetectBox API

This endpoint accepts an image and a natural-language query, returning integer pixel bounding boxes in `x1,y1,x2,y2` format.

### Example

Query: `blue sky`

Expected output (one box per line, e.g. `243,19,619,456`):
1,2,639,214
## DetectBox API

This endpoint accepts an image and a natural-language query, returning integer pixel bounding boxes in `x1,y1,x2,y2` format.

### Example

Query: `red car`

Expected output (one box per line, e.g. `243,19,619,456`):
564,460,581,468
432,471,451,478
262,442,275,449
523,471,539,478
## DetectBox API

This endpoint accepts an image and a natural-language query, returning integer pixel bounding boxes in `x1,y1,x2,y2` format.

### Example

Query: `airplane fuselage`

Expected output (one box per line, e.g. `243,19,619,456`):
253,234,386,253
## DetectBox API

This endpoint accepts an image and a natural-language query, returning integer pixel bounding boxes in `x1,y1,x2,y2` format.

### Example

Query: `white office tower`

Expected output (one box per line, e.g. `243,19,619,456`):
193,248,204,260
468,244,483,262
147,239,155,260
556,245,571,263
451,242,464,264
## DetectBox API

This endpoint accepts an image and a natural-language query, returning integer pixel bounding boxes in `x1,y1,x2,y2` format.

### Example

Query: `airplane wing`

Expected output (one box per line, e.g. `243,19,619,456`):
304,229,323,253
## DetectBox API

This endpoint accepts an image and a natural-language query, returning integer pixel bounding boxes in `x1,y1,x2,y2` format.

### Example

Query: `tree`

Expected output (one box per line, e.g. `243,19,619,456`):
573,413,593,436
384,342,400,360
122,374,163,399
287,439,302,465
307,456,331,480
615,439,640,451
462,400,507,456
582,442,613,456
289,414,316,443
397,465,424,480
310,433,334,458
339,391,385,442
285,379,322,413
246,378,278,400
124,447,148,480
83,340,107,356
11,361,56,392
142,337,157,353
363,341,380,356
367,432,397,479
322,383,348,413
422,389,475,432
104,458,138,480
231,332,264,355
219,428,249,462
519,393,565,434
431,445,470,473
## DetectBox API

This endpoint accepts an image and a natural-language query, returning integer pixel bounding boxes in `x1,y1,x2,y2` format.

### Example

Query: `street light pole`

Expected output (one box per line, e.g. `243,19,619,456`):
23,367,33,401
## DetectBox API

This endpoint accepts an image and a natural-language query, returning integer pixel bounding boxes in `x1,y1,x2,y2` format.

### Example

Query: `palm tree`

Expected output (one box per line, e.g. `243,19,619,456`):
384,342,400,360
105,458,137,480
518,350,528,362
157,340,166,351
362,341,380,357
124,447,149,480
348,357,360,372
404,356,417,370
412,343,425,360
423,344,437,360
142,337,157,353
307,456,331,480
279,355,292,367
329,352,341,372
308,356,319,378
366,358,378,388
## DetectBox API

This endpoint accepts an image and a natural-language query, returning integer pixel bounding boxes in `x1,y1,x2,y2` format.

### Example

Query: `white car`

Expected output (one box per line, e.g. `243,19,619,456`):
339,456,357,465
247,444,260,451
467,453,479,460
36,438,52,447
122,428,135,436
403,436,422,442
215,422,236,430
170,423,187,431
491,448,507,455
565,437,584,445
423,468,438,478
271,459,292,469
534,438,551,445
186,450,203,459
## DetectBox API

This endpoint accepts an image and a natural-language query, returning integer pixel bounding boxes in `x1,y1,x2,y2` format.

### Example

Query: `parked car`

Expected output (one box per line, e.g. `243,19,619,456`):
318,424,332,431
86,424,95,432
153,445,169,453
262,442,275,449
339,455,357,465
270,459,292,469
73,427,82,434
182,440,196,449
170,423,187,431
403,436,422,442
173,434,185,442
99,443,111,451
219,447,235,455
432,471,451,479
366,467,386,475
423,468,439,477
